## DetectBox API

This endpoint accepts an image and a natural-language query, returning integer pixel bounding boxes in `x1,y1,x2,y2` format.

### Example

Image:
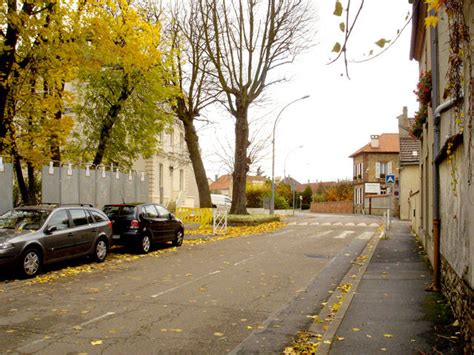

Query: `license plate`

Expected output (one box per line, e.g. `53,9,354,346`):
112,234,120,240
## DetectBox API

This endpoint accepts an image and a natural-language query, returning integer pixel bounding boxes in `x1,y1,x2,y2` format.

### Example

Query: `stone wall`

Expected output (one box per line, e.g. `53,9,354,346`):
441,257,473,352
310,201,352,214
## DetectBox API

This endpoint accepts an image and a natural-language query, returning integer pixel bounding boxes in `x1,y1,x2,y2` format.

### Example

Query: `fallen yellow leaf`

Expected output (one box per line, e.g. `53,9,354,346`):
352,328,360,332
213,332,224,337
383,333,393,338
90,340,103,346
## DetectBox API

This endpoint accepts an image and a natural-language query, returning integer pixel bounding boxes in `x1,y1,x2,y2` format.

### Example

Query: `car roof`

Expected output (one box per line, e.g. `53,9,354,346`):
17,204,96,211
104,203,144,207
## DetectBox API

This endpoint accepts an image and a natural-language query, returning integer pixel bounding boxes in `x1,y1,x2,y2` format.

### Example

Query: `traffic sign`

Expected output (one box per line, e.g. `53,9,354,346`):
385,174,395,184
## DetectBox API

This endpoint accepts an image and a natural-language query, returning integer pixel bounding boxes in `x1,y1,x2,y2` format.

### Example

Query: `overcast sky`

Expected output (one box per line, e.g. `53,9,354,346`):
198,0,419,184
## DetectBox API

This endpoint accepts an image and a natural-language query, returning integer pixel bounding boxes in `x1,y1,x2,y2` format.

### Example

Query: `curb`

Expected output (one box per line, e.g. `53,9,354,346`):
312,228,385,354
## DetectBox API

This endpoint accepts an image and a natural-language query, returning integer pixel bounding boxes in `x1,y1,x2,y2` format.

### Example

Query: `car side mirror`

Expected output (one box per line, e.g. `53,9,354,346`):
44,225,57,234
139,212,147,221
168,214,173,220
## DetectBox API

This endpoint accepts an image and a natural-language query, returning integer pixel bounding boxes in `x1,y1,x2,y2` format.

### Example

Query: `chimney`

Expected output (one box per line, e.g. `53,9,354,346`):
397,106,409,137
370,135,380,148
215,174,218,182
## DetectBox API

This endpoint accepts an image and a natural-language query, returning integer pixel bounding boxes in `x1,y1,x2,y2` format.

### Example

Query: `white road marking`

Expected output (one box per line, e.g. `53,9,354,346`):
345,222,355,226
309,230,333,239
321,222,331,226
298,222,308,226
333,222,343,226
19,312,116,351
288,222,297,225
369,223,379,227
357,232,374,240
310,222,319,225
151,270,221,298
76,312,116,327
357,223,367,226
234,252,265,266
334,231,355,239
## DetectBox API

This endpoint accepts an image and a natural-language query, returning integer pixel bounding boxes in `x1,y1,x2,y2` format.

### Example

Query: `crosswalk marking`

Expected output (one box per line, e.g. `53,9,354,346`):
357,231,373,240
288,221,378,227
309,230,333,239
334,231,355,239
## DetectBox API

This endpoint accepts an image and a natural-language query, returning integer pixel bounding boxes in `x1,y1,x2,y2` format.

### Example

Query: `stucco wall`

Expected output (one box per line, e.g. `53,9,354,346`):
399,165,420,220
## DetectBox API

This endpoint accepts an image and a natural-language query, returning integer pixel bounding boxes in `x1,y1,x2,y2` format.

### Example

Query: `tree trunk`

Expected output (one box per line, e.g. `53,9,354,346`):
51,81,65,162
27,162,38,204
182,115,212,208
13,155,29,205
230,101,250,215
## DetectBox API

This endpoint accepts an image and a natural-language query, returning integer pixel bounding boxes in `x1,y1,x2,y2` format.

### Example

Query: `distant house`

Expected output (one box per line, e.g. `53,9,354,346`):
133,119,200,208
296,181,336,193
209,174,267,198
397,107,421,221
349,133,400,215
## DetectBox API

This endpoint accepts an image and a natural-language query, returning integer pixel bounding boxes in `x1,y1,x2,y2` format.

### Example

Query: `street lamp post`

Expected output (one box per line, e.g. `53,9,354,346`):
270,95,309,215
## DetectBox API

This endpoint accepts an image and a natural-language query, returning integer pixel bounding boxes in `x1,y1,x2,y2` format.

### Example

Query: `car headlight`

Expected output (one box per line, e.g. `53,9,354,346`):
0,243,14,250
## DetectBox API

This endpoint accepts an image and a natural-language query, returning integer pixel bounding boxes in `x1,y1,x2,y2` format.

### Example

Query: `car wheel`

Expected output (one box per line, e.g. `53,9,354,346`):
20,248,42,278
139,234,151,254
172,229,184,247
93,237,108,262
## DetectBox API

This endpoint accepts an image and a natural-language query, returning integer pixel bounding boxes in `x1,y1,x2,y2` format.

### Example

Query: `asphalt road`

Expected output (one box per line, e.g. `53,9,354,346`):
0,214,381,354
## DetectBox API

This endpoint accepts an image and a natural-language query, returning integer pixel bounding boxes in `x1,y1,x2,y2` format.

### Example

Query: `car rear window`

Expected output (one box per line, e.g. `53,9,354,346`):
70,209,89,227
103,205,136,217
90,210,108,222
0,209,50,231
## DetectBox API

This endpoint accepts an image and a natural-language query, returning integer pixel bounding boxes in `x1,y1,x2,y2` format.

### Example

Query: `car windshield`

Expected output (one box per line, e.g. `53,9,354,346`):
0,209,50,231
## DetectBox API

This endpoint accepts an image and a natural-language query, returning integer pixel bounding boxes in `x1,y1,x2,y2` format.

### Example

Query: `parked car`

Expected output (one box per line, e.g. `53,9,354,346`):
0,205,112,278
211,194,232,209
102,203,184,253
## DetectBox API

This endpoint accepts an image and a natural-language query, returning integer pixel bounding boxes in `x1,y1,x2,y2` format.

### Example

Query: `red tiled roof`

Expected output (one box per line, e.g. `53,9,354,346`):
400,136,421,165
349,133,400,158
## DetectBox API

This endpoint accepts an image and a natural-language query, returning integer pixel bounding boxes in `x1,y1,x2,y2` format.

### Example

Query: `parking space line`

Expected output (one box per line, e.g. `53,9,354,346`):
234,252,265,266
76,311,115,327
151,270,221,298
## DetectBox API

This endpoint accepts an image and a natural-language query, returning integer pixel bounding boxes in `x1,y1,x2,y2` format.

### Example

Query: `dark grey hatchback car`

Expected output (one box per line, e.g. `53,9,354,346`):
0,205,112,278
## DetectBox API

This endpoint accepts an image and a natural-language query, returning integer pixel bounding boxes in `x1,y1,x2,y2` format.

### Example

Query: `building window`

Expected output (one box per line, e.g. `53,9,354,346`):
180,133,184,152
376,161,392,178
179,169,184,190
170,130,174,150
159,163,163,188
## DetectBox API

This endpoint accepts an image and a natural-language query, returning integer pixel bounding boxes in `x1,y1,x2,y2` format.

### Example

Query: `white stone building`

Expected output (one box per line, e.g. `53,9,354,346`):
133,119,199,208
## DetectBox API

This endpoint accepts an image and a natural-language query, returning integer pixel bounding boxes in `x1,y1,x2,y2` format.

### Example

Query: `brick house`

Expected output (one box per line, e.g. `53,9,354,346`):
209,174,267,198
349,133,400,215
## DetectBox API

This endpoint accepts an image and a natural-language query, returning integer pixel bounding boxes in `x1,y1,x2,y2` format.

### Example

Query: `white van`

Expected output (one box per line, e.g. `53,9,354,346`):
211,194,232,209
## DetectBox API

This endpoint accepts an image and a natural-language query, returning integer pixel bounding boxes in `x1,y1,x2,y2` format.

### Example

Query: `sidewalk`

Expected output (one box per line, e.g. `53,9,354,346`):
326,220,464,354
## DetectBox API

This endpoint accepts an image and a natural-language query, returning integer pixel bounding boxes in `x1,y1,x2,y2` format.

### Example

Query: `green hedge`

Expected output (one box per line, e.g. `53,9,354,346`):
227,214,280,226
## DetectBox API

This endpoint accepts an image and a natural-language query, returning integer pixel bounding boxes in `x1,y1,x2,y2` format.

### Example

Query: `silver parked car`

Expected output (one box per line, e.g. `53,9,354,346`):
0,205,112,278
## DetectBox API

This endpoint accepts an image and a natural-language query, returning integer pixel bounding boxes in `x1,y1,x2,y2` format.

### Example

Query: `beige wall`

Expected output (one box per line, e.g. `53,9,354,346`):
399,165,420,220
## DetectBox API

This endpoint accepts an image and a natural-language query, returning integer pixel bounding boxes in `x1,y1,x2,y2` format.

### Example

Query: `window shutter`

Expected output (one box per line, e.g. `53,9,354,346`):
387,161,392,174
376,162,381,178
361,162,364,178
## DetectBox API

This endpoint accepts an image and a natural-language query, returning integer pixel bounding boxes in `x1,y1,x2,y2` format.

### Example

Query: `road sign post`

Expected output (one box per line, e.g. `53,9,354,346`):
385,174,396,230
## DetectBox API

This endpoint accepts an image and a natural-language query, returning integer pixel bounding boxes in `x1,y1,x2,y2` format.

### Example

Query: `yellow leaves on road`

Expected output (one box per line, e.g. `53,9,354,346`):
213,332,224,337
24,222,284,285
284,330,321,354
384,333,394,338
90,340,103,346
352,327,361,332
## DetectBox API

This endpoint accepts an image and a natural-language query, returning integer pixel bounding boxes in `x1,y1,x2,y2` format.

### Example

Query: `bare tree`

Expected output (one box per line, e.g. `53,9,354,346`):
145,0,222,208
199,0,312,214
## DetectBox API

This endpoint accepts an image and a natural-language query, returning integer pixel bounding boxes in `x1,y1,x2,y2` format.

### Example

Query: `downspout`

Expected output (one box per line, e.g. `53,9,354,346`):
430,17,441,292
